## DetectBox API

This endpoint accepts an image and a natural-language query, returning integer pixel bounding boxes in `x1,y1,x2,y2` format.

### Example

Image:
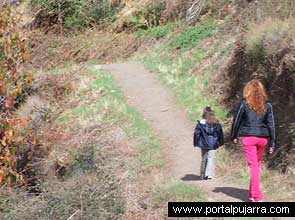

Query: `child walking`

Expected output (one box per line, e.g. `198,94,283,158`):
193,107,224,180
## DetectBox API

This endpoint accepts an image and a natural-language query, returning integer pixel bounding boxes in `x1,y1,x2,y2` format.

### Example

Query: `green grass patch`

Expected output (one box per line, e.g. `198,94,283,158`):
61,64,208,200
136,44,226,121
135,19,227,121
135,23,176,38
58,65,163,173
168,21,219,49
152,180,206,205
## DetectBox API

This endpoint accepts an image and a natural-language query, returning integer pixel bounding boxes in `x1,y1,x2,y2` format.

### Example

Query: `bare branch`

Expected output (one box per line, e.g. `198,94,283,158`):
186,0,207,24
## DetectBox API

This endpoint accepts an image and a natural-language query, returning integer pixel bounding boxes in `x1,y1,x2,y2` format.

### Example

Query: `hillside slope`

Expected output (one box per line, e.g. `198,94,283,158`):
23,0,295,203
1,0,295,219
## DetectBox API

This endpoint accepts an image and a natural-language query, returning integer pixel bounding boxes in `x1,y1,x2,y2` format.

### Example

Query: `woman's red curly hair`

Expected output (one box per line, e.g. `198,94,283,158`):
243,79,267,114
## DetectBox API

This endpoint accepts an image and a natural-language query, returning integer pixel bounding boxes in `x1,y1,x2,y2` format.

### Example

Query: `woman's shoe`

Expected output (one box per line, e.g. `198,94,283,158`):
206,176,213,180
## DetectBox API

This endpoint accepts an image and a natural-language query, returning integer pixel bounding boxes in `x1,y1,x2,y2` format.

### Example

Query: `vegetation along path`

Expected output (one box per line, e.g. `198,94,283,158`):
103,62,249,202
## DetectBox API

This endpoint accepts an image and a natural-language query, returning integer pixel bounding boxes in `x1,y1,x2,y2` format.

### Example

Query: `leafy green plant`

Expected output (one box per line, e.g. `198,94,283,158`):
169,21,219,49
135,23,176,38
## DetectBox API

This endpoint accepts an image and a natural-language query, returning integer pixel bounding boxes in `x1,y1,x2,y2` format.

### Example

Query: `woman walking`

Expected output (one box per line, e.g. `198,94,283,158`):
230,79,275,202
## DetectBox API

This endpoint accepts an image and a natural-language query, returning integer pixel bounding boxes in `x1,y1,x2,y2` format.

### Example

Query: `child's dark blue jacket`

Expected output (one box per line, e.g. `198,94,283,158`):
194,119,224,150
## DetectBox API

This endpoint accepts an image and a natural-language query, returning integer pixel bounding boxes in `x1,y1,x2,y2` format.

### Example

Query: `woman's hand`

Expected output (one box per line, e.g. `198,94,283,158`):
269,147,275,154
233,139,238,144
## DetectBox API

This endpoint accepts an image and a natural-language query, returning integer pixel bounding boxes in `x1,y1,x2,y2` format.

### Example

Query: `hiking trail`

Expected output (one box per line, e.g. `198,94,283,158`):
103,62,250,202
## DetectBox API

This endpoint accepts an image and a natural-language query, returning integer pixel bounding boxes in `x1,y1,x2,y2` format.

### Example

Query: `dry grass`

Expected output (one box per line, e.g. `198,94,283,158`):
245,18,295,57
1,67,126,220
27,28,142,70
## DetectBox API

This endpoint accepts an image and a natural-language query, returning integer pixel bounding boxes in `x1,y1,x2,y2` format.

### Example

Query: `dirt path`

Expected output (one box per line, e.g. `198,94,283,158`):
103,62,249,202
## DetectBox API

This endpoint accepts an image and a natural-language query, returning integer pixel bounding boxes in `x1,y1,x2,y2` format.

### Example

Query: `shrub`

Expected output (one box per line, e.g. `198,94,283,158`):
0,5,32,186
245,18,295,62
29,0,122,29
142,0,166,27
117,0,166,31
245,34,266,64
245,18,295,54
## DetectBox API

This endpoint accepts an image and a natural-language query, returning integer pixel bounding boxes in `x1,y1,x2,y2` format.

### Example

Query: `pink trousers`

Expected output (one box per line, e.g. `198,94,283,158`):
242,136,268,201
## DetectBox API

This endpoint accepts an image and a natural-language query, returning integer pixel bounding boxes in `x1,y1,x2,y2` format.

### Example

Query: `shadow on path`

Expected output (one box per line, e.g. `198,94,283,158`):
181,174,203,181
213,187,249,202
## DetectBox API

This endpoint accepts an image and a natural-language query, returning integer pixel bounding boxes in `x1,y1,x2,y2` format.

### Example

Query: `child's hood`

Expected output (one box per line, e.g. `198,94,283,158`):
199,119,217,135
200,119,206,124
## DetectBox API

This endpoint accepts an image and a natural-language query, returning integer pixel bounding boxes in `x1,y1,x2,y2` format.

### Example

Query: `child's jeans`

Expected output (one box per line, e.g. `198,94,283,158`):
242,136,268,201
200,149,216,178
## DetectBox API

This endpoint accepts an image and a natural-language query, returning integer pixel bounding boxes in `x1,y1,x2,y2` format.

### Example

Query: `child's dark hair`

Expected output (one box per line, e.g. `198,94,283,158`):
202,106,213,119
202,106,218,124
